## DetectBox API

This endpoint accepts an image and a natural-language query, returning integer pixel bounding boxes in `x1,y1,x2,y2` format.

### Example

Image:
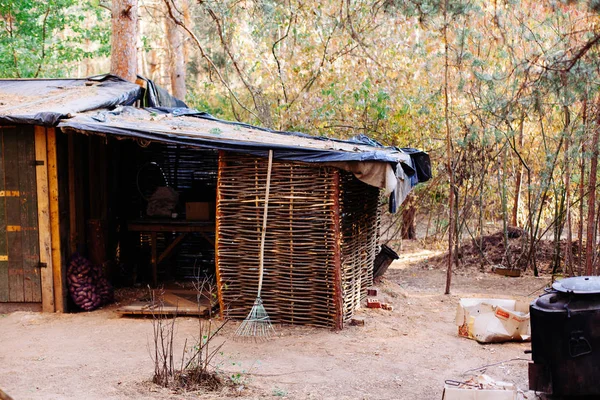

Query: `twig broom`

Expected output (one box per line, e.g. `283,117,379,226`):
235,150,276,340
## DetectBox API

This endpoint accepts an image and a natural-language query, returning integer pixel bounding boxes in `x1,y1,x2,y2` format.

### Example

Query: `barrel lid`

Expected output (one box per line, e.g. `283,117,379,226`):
552,276,600,294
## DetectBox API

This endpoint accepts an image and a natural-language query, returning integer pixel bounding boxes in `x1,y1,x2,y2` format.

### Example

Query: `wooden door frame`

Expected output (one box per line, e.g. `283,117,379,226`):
34,126,65,312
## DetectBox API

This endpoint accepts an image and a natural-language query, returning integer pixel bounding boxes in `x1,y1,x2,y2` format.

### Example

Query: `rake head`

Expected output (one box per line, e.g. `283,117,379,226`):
234,297,275,340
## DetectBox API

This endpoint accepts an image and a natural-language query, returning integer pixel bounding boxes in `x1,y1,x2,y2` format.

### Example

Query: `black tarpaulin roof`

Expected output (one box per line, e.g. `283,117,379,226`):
0,74,430,194
0,75,142,126
59,106,414,165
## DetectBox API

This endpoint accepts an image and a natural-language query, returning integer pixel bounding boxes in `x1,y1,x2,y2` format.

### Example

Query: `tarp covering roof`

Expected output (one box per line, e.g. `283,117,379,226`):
0,75,142,126
59,106,413,165
0,74,430,198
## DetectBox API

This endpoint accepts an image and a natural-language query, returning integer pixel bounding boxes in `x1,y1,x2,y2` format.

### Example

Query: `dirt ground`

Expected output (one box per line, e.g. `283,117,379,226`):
0,240,549,400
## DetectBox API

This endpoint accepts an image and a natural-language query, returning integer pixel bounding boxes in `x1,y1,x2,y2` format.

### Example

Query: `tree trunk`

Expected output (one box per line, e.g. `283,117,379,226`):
511,114,525,227
498,144,511,267
562,91,574,276
111,0,138,82
579,98,588,275
401,193,417,240
585,105,600,275
443,0,455,295
579,140,586,275
165,0,187,100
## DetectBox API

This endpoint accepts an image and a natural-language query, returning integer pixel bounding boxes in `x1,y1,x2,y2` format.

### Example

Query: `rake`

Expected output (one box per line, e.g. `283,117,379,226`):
235,149,276,340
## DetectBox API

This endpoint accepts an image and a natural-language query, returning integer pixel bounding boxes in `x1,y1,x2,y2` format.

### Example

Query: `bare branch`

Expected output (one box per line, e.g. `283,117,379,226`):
205,6,269,125
565,32,600,71
344,0,383,68
6,3,20,78
162,0,262,122
271,7,295,104
286,24,337,111
33,4,52,78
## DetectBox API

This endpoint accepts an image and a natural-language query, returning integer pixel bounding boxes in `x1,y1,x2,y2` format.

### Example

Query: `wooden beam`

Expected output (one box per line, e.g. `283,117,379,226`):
332,169,343,330
47,128,65,312
34,126,54,312
150,232,157,286
198,232,215,247
67,134,77,254
127,222,213,233
157,233,187,265
215,151,225,318
74,135,86,251
88,136,108,220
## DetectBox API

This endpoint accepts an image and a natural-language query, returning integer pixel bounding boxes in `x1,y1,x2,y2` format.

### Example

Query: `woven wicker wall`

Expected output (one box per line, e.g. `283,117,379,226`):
217,152,339,327
339,172,381,322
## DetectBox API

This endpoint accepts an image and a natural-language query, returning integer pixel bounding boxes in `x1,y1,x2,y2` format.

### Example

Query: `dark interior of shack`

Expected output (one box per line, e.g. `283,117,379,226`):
61,132,218,291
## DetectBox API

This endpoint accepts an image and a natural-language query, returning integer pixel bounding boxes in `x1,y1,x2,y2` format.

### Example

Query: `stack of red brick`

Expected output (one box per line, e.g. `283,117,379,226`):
366,288,393,311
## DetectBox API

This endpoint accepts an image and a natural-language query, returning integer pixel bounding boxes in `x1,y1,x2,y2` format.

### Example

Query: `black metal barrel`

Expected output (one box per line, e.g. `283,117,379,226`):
529,276,600,397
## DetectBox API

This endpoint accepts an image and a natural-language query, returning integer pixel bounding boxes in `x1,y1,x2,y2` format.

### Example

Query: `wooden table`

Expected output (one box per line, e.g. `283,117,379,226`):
127,219,215,286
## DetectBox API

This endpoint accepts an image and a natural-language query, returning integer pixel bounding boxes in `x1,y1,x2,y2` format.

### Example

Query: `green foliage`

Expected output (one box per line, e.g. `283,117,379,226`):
5,0,600,264
0,0,109,78
272,387,288,397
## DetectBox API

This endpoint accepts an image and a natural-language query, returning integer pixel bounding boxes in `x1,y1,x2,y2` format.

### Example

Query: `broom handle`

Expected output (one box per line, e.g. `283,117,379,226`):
257,150,273,297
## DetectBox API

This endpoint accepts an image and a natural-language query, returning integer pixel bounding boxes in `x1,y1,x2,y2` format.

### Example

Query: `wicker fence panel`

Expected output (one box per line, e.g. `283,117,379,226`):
217,152,338,327
340,172,381,322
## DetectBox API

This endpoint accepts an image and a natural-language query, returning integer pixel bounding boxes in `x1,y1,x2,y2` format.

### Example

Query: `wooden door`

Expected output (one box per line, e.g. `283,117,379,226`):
0,126,41,303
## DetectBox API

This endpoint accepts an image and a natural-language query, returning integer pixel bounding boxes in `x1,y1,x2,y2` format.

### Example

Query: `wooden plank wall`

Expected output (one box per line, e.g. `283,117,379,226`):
20,127,41,302
5,129,25,302
0,126,95,313
0,126,43,305
67,134,86,255
0,128,7,302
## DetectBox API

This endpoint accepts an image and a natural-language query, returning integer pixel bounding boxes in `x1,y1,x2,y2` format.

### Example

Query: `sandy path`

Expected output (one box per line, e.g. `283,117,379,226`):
0,242,548,399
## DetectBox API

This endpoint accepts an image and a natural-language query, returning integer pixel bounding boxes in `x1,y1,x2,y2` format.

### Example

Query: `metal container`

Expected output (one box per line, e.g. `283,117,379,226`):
373,245,399,279
529,276,600,397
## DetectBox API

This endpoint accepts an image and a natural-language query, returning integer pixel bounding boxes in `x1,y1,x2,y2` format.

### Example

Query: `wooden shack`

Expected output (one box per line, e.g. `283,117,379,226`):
0,75,429,328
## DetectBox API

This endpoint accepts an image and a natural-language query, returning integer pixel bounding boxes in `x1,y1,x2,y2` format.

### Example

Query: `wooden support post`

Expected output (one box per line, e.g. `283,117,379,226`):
47,128,65,312
67,134,77,254
34,126,54,312
215,151,225,318
150,232,157,287
332,169,343,330
74,136,86,251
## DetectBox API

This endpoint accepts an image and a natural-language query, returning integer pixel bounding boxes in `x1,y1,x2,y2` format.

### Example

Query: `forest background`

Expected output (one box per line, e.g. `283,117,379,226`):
3,0,600,290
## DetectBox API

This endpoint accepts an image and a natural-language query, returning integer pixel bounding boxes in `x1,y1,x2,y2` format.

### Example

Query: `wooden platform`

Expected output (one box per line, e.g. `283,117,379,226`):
117,289,212,317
